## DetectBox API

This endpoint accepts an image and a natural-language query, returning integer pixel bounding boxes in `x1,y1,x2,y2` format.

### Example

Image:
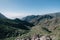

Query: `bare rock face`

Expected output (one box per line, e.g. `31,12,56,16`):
31,34,52,40
15,34,52,40
40,36,52,40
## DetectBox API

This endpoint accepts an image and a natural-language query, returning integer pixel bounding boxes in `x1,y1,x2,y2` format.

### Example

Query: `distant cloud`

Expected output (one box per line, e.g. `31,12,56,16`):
1,8,60,19
1,11,35,19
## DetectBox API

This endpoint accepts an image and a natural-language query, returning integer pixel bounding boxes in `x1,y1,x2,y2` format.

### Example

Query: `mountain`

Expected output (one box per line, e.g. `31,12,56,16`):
0,13,7,19
22,15,54,25
21,12,60,40
0,13,34,40
22,12,60,25
0,12,60,40
22,15,41,22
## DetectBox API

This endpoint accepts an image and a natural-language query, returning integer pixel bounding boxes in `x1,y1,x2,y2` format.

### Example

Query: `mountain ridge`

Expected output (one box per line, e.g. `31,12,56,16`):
22,12,60,25
0,13,34,40
0,12,60,40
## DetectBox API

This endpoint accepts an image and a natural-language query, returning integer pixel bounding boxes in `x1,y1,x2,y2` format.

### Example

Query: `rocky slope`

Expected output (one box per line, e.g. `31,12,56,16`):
0,12,60,40
21,12,60,40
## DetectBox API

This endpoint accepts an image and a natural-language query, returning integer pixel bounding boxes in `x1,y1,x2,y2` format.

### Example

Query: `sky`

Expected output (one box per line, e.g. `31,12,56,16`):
0,0,60,19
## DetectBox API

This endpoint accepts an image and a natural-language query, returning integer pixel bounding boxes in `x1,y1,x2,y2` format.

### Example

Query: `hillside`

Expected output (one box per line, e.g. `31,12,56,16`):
0,13,60,40
0,13,7,19
21,12,60,40
23,12,60,25
0,13,34,40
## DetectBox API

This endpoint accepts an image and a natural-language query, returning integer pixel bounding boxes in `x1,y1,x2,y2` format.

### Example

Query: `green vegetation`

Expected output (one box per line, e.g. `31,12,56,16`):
0,18,34,40
0,13,60,40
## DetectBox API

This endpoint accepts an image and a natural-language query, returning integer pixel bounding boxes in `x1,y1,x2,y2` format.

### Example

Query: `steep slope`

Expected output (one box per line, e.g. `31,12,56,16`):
22,12,60,25
23,15,54,25
0,13,7,19
25,17,60,40
0,12,60,40
0,13,34,40
21,13,60,40
22,15,41,22
0,18,34,39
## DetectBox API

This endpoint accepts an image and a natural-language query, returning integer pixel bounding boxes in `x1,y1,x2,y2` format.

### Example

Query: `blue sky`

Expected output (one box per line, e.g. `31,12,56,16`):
0,0,60,19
